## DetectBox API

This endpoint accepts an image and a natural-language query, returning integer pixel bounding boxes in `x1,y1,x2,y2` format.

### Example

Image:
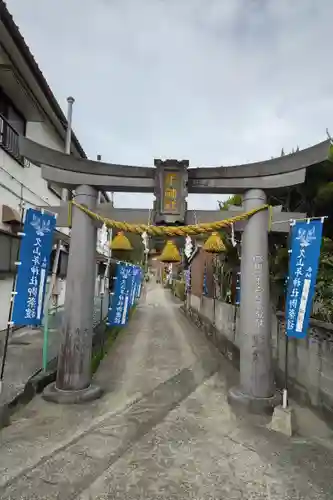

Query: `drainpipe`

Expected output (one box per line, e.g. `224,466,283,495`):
62,97,74,202
96,154,102,205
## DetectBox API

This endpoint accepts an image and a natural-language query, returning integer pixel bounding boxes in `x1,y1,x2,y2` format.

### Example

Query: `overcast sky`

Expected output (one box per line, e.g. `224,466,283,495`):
5,0,333,209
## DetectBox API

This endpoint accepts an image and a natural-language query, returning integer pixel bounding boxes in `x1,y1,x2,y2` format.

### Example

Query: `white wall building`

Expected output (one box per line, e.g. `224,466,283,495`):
0,2,110,331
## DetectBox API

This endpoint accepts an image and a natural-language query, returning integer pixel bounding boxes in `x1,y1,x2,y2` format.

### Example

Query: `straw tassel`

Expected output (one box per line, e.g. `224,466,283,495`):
159,240,181,263
203,232,225,254
110,231,133,251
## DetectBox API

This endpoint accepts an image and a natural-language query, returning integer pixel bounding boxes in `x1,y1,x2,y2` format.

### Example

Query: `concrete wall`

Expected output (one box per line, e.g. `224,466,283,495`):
0,148,61,230
0,275,14,331
26,121,64,152
186,294,333,418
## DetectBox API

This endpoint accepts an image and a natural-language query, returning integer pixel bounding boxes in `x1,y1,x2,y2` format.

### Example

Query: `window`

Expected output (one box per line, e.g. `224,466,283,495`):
7,105,25,135
0,232,20,274
0,87,26,164
0,87,26,134
49,248,68,278
0,232,11,272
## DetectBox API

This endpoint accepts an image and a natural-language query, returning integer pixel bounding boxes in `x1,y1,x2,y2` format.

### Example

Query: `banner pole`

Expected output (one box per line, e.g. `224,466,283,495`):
42,303,50,372
213,255,217,326
201,260,206,311
42,241,61,372
189,266,192,311
283,221,294,409
233,272,240,338
0,205,25,392
283,335,289,409
184,267,189,310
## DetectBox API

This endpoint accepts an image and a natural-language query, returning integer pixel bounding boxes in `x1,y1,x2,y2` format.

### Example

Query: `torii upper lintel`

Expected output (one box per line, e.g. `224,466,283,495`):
19,137,327,195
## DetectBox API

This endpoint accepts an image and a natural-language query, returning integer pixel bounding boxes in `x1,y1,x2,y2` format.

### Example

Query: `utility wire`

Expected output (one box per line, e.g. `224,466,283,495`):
0,162,53,207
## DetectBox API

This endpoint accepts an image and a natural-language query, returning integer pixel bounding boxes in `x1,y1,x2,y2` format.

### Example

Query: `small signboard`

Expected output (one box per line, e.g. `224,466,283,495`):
162,170,182,214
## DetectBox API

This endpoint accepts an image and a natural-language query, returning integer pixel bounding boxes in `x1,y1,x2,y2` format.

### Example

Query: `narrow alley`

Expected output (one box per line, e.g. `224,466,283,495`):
0,283,333,499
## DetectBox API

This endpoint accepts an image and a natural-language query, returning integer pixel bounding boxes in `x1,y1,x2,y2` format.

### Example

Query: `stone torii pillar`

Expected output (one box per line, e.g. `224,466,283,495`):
43,185,103,403
228,189,275,413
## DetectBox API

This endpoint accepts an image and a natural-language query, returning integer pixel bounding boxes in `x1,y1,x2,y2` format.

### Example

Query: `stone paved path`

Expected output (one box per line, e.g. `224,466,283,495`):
0,283,333,499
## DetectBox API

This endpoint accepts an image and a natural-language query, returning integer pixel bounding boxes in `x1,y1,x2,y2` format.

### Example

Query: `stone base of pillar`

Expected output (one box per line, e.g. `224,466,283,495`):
227,386,278,415
42,382,103,405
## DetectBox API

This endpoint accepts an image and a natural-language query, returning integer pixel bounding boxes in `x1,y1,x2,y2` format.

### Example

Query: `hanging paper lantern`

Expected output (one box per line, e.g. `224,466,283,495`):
159,240,181,263
110,231,133,251
203,232,226,254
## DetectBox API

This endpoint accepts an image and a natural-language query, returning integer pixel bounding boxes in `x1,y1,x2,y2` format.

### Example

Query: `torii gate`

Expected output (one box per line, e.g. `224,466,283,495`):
19,136,329,411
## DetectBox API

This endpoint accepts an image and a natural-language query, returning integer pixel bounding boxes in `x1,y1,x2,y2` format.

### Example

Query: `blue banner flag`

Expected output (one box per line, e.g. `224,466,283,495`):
108,262,132,327
130,266,141,306
286,219,323,338
12,208,56,326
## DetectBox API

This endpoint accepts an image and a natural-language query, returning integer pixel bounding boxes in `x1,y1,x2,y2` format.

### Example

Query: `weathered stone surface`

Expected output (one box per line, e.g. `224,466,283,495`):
187,292,333,422
269,405,297,437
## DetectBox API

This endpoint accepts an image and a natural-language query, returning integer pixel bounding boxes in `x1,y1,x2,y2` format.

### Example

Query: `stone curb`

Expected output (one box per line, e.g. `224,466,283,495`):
0,358,57,429
0,310,137,429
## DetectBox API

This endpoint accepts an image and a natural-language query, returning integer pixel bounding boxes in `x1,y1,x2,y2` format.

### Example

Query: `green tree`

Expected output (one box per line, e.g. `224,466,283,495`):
218,194,242,210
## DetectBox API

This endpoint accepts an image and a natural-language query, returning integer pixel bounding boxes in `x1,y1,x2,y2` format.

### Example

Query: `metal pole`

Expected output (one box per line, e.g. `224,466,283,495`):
63,96,75,198
42,96,74,371
233,270,240,339
146,209,152,275
42,245,61,371
283,223,292,409
96,154,113,324
213,255,217,326
96,154,106,325
200,260,206,312
96,154,103,328
97,154,102,206
283,336,289,409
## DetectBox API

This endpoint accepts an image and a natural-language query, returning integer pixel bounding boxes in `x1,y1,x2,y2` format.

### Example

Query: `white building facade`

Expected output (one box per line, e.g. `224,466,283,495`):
0,2,109,331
